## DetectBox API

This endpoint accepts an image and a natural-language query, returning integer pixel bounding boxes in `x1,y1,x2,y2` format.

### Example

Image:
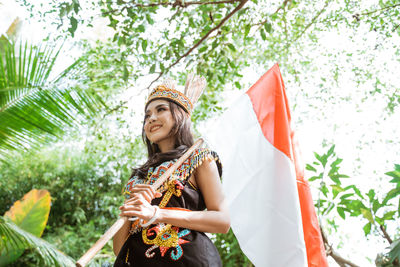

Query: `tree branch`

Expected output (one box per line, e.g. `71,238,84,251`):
252,0,290,28
103,0,240,14
393,23,400,32
320,225,360,267
320,3,400,26
380,225,393,244
357,3,400,17
99,0,247,119
291,1,329,44
130,0,240,8
145,0,249,90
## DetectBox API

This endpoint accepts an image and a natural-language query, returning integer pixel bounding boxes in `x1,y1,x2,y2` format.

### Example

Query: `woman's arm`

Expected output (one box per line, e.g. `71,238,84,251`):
120,159,230,234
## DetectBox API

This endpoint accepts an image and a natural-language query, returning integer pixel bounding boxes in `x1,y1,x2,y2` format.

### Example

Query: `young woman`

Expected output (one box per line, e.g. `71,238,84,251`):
113,81,230,266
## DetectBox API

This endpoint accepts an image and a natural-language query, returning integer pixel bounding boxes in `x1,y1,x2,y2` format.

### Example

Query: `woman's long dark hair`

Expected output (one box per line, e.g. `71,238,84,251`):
131,100,194,180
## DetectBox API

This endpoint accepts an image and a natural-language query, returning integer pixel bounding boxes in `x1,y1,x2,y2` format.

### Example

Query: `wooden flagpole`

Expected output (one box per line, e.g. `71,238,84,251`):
76,138,204,267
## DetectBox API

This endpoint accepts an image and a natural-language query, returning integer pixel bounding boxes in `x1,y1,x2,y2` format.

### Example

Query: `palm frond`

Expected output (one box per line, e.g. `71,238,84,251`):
0,39,107,159
0,216,75,266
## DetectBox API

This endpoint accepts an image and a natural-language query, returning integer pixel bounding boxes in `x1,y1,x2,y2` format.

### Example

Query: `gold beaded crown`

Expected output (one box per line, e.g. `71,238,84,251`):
146,74,206,115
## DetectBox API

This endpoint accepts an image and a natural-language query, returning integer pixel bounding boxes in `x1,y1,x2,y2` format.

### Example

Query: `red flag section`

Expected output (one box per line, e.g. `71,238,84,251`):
246,64,328,267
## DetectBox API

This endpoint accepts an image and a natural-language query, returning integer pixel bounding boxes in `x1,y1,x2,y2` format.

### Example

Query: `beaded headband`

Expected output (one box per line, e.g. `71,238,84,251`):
145,74,206,115
146,85,193,114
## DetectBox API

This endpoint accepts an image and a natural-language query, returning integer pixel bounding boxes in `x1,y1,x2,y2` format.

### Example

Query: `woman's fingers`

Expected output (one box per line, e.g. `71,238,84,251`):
119,204,138,210
119,202,156,220
119,210,140,217
130,186,154,201
129,184,161,201
124,194,147,205
119,204,141,217
122,199,142,206
122,184,162,220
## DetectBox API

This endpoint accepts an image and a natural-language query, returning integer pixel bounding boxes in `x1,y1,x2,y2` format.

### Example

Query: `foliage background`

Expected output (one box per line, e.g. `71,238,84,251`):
0,0,399,266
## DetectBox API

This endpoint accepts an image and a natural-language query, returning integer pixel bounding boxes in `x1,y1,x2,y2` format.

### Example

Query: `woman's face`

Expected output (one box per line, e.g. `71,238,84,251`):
144,99,175,145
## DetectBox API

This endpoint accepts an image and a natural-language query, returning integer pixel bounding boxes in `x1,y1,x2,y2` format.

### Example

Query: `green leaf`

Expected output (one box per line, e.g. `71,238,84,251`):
234,81,240,89
375,216,384,225
4,189,51,237
260,29,266,40
212,40,218,49
331,157,343,167
123,65,129,82
244,24,250,37
0,40,107,161
363,222,371,236
329,174,341,185
383,188,400,205
0,217,74,266
331,184,344,199
73,1,80,14
137,24,145,32
314,152,328,167
146,14,154,25
68,16,78,37
199,46,207,53
1,189,51,264
382,211,396,221
385,170,400,180
141,39,148,52
337,207,345,219
372,199,381,213
227,43,236,52
361,208,374,224
366,189,375,202
327,145,335,157
306,164,317,172
339,193,353,200
344,185,363,198
389,239,400,263
321,184,329,197
385,170,400,185
395,164,400,171
264,22,272,33
308,174,321,181
149,63,156,73
189,18,195,28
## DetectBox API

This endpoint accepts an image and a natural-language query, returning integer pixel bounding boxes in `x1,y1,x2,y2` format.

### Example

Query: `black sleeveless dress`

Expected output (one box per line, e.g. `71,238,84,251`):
114,148,223,267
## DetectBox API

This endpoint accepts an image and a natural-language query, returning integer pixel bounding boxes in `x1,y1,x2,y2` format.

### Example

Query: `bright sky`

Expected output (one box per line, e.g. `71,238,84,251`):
1,1,399,266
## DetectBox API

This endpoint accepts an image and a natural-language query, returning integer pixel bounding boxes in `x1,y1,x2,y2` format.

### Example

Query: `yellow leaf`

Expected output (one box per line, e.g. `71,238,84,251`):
361,208,374,224
4,189,51,237
6,17,22,40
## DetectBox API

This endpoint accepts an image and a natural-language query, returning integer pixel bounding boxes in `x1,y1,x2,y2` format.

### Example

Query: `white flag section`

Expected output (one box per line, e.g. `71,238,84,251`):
207,94,307,267
206,64,327,267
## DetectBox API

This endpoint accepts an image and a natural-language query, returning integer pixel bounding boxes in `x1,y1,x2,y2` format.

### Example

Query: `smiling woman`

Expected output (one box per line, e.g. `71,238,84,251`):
144,100,183,152
112,76,230,266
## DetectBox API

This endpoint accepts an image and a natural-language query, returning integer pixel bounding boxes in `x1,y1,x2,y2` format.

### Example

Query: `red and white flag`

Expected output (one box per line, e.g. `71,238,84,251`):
207,64,328,266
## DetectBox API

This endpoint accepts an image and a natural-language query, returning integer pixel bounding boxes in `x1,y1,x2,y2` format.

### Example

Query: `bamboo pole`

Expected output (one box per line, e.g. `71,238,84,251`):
76,139,204,267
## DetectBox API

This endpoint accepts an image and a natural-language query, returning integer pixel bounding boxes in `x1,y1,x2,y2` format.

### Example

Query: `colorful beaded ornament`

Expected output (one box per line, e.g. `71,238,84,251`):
145,74,206,115
146,85,193,114
123,148,221,261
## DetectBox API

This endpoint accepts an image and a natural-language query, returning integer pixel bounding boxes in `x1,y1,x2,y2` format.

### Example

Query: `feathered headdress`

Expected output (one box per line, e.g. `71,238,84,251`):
146,74,206,115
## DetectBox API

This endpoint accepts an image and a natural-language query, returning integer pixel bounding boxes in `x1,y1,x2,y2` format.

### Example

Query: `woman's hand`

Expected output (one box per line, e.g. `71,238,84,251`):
119,194,157,221
119,184,161,221
128,184,162,202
